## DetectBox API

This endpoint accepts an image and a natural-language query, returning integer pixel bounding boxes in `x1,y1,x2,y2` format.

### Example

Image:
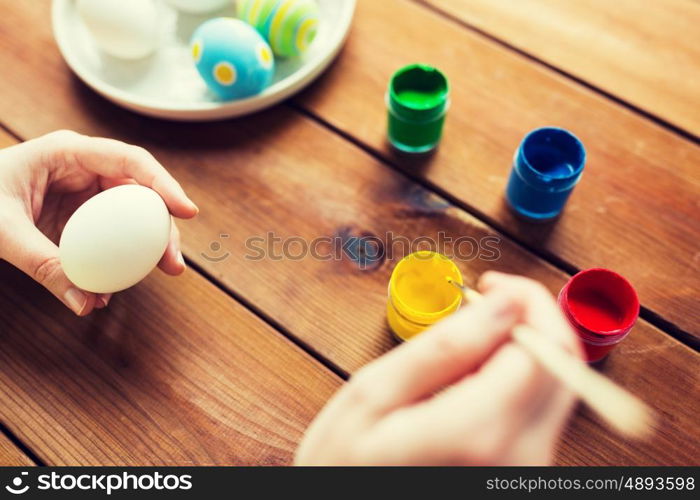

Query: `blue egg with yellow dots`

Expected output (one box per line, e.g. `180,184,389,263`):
191,18,275,100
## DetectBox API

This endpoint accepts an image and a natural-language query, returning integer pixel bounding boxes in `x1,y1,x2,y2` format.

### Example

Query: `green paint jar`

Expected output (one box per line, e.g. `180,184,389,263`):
386,64,449,153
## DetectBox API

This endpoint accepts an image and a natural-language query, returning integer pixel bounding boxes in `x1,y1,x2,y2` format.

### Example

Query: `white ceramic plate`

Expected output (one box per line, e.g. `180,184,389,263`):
52,0,355,121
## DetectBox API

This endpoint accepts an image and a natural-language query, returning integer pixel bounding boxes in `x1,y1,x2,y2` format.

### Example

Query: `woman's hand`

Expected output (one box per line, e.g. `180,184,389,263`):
0,130,198,316
295,272,583,465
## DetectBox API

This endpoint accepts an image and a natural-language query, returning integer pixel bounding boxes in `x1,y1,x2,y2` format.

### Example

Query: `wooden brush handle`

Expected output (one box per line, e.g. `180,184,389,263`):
512,324,654,439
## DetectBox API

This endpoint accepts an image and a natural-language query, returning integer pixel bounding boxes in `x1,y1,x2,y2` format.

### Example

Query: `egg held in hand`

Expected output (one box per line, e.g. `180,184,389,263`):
191,18,275,100
59,185,171,294
76,0,159,59
238,0,319,58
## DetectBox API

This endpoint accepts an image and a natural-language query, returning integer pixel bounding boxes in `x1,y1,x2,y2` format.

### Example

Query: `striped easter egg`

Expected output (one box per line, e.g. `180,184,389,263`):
238,0,319,58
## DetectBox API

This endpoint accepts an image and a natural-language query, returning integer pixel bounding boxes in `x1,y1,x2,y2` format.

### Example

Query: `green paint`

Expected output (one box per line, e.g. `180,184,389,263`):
387,64,449,153
396,89,444,110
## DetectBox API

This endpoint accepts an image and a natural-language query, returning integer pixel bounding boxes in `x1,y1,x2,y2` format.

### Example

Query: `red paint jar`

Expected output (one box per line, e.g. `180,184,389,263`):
558,268,639,363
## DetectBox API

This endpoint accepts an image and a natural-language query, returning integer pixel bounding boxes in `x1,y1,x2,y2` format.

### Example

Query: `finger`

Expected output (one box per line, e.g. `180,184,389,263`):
341,290,523,416
38,131,198,219
504,385,577,465
158,220,185,275
3,217,98,316
361,343,571,465
381,278,580,463
98,177,138,190
95,293,113,309
479,272,582,357
353,276,582,463
467,343,558,413
430,342,561,434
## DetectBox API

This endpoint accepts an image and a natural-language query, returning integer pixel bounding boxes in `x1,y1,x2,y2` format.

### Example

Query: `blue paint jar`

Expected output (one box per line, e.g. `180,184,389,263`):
506,127,586,220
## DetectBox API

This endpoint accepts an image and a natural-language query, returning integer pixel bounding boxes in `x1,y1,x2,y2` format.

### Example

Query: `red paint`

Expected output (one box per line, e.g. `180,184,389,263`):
558,268,639,362
568,289,627,332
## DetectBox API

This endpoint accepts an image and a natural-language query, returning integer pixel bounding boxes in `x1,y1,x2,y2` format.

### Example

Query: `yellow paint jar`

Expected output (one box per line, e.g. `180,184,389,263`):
387,251,463,341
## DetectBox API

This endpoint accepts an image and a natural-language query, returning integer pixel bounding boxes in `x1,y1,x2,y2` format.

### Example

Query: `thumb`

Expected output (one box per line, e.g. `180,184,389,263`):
3,219,97,315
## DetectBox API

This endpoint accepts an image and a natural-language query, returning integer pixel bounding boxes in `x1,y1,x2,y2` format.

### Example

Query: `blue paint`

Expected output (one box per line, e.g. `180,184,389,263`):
506,127,586,220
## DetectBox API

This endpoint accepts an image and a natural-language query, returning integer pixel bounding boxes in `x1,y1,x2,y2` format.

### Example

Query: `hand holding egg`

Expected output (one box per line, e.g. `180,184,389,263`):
0,131,198,316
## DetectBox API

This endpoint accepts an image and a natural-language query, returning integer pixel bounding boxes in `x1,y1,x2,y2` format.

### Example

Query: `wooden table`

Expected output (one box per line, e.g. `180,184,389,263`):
0,0,698,466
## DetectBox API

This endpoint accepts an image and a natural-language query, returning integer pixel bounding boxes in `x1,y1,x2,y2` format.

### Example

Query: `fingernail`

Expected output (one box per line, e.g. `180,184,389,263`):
101,295,111,307
189,200,199,214
178,251,186,269
64,288,87,315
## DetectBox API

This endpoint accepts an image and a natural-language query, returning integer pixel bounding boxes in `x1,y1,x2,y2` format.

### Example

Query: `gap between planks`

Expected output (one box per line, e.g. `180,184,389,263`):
183,257,350,381
409,0,700,145
0,422,42,466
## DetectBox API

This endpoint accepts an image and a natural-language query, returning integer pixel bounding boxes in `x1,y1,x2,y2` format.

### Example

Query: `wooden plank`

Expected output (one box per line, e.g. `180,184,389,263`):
0,128,15,148
0,264,339,465
0,433,34,466
0,0,697,465
294,0,700,342
420,0,700,137
556,327,699,465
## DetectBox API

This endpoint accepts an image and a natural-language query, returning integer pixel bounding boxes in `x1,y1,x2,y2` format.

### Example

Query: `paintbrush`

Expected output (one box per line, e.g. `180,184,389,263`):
446,277,655,440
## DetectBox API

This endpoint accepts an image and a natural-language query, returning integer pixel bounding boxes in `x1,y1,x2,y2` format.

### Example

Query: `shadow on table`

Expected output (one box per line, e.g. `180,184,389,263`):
493,197,564,250
67,73,304,154
0,261,163,400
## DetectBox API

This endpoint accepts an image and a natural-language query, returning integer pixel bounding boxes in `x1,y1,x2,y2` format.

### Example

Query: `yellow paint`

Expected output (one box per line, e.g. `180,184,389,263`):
387,251,463,341
213,62,237,86
191,40,202,63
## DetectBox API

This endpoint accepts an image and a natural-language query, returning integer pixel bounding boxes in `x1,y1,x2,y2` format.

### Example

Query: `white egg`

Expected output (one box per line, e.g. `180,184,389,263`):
59,185,171,294
77,0,159,59
166,0,230,13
